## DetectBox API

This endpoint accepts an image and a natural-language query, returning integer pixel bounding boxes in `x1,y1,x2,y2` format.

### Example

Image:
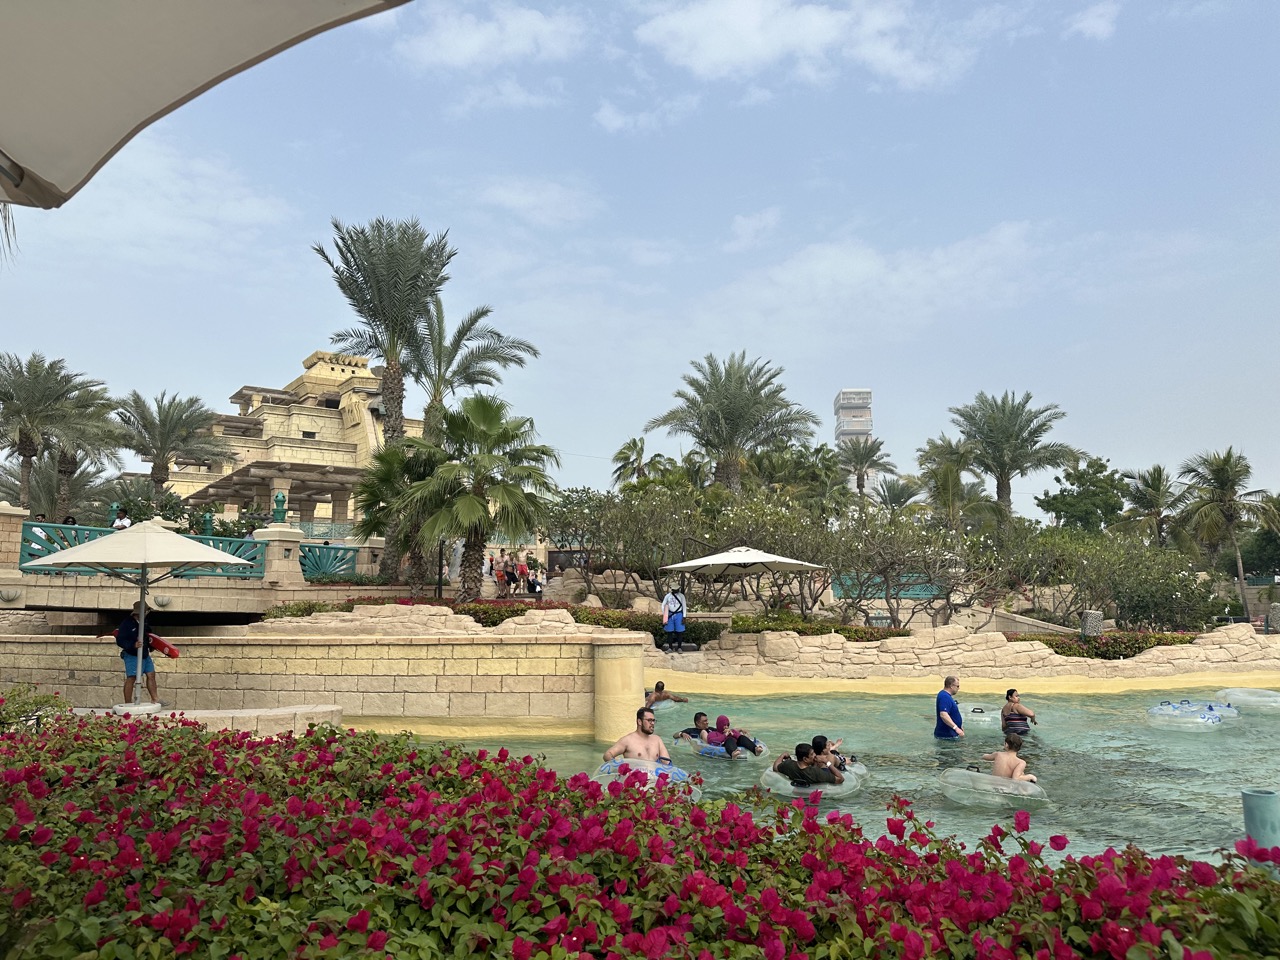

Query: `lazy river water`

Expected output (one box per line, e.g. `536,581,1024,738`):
475,689,1280,859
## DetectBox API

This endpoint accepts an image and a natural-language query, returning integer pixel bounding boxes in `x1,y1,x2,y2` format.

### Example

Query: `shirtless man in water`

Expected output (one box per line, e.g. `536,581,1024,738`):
982,732,1037,782
603,707,672,763
644,680,689,708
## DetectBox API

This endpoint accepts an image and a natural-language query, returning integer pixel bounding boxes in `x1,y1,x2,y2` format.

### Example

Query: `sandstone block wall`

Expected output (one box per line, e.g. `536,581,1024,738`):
0,608,647,724
646,622,1280,681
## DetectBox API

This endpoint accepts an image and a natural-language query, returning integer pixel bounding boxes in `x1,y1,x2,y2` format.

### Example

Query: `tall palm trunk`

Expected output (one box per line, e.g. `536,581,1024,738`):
378,358,407,578
422,396,447,446
150,463,170,500
1232,532,1251,620
459,533,486,601
713,458,742,493
996,475,1012,513
55,449,77,520
17,431,38,509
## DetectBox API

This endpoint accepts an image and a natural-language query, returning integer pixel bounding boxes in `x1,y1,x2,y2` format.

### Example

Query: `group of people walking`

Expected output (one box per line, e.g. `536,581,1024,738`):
484,548,541,598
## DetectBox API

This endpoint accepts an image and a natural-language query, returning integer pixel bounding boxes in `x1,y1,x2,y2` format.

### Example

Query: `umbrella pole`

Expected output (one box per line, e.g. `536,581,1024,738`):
135,572,147,704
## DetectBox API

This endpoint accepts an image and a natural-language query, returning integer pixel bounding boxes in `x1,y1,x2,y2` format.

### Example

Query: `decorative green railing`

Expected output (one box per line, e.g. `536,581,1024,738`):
19,522,113,575
173,536,265,579
20,522,264,579
299,543,358,580
1245,575,1277,587
298,520,354,541
832,574,944,601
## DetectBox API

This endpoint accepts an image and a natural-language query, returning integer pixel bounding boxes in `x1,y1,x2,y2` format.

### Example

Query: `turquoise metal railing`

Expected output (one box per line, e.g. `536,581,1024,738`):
20,522,264,579
20,522,113,575
832,574,944,601
174,536,265,579
299,543,358,580
298,520,354,540
1245,575,1277,587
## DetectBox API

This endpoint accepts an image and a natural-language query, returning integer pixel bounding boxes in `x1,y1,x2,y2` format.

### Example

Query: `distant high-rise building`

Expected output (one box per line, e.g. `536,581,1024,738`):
833,388,873,446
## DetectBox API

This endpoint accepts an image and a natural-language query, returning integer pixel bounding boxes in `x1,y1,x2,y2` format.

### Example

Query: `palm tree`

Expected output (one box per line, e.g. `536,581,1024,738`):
412,295,539,444
1114,464,1189,548
51,384,123,519
316,217,455,578
0,203,14,263
837,436,897,500
315,217,455,444
1178,448,1278,620
872,475,924,515
0,353,104,509
948,390,1079,514
916,433,979,475
611,437,671,487
918,461,1002,533
115,391,232,499
393,395,559,600
0,456,112,524
352,441,447,594
646,352,818,493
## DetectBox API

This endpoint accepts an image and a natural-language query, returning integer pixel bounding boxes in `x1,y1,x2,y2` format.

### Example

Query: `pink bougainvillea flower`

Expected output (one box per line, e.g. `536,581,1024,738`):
1013,810,1030,833
366,931,388,951
346,910,370,933
1050,835,1069,851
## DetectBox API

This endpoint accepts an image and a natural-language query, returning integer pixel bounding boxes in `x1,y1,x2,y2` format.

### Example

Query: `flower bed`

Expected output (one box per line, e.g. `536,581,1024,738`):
1005,632,1197,660
3,715,1278,959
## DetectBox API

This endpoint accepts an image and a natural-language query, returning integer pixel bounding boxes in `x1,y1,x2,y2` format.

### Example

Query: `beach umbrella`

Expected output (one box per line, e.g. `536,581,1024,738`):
661,546,825,577
0,0,409,208
24,521,251,705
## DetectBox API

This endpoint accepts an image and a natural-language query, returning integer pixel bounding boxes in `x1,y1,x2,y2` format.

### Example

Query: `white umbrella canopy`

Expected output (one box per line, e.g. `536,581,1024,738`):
25,520,252,704
0,0,409,208
661,546,825,577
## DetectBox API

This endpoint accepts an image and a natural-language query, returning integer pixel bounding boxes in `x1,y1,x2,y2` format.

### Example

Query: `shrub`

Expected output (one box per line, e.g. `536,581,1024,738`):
571,608,725,648
0,683,66,732
731,612,910,643
305,572,397,587
2,716,1278,959
1006,631,1197,660
260,599,351,619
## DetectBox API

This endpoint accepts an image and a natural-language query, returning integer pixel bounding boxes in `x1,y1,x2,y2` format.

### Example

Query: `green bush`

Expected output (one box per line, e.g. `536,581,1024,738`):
571,607,725,648
305,572,397,587
1006,631,1197,660
0,683,67,732
260,599,351,619
731,612,910,642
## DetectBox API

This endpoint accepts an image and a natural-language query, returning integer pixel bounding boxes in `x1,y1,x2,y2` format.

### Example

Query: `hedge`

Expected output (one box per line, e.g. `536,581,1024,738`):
731,613,910,643
1005,631,1197,660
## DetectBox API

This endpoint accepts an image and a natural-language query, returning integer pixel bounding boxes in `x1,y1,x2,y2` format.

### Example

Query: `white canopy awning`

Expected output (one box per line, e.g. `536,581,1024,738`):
661,546,825,577
0,0,409,208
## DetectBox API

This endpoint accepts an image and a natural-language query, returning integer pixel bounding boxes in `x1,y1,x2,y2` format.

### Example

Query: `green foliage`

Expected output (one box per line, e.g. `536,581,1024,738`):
1034,455,1127,532
729,612,910,642
1009,631,1197,659
260,599,352,619
305,572,397,587
1229,527,1280,576
569,607,725,647
0,683,67,731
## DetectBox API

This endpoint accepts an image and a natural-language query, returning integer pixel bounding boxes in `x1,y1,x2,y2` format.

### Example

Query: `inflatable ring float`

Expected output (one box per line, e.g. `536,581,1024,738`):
592,758,701,801
938,767,1047,809
758,761,868,799
1215,688,1280,715
1145,700,1234,730
647,698,678,712
676,737,769,761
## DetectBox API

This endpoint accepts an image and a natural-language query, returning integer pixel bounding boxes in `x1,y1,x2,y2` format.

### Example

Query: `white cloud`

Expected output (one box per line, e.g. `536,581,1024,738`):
473,175,602,228
737,85,775,106
697,221,1043,337
634,0,1015,91
450,77,566,114
1064,2,1121,40
593,94,700,133
395,1,587,72
16,133,293,272
724,207,782,252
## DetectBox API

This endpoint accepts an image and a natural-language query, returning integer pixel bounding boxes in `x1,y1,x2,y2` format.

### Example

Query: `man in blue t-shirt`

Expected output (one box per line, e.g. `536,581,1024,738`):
934,675,965,739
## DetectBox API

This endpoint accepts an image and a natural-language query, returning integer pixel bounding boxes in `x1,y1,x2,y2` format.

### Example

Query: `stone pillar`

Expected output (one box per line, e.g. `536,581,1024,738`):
255,524,306,586
0,501,26,570
0,501,26,607
1080,610,1104,638
298,500,316,524
1268,603,1280,635
592,638,645,743
331,497,350,523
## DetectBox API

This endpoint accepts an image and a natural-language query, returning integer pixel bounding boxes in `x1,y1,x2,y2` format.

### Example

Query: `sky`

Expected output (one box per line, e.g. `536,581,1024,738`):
1,0,1277,517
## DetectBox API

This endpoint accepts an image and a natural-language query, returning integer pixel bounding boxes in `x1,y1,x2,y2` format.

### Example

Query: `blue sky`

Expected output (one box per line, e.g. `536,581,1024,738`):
2,0,1277,515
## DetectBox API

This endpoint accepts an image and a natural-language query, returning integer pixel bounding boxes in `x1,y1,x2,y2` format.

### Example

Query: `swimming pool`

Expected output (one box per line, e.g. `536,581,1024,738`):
476,689,1280,859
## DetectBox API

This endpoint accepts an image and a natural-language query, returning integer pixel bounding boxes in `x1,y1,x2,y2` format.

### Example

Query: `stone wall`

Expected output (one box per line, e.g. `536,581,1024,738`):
645,622,1280,681
0,607,647,737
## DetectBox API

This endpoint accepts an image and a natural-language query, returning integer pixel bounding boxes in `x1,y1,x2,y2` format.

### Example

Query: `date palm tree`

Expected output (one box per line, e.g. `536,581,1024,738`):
948,390,1079,515
393,395,559,601
315,217,455,577
351,441,446,594
917,461,1002,533
1178,448,1278,620
646,352,818,494
51,384,123,520
837,436,897,501
0,456,112,524
611,437,670,487
115,391,232,499
412,294,539,444
1114,464,1189,549
872,475,924,516
0,353,105,509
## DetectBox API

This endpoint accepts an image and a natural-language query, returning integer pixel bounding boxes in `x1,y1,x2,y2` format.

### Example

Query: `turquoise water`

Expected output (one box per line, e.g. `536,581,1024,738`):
477,690,1280,859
